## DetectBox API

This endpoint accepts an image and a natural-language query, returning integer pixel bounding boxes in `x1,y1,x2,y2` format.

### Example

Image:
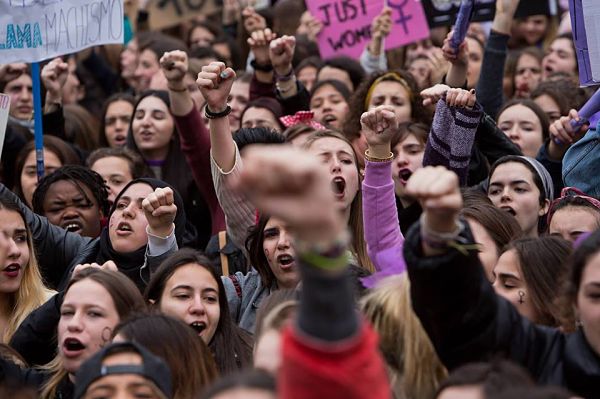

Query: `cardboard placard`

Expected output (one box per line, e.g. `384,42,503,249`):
0,0,124,64
148,0,221,30
0,94,11,161
570,0,600,86
306,0,430,60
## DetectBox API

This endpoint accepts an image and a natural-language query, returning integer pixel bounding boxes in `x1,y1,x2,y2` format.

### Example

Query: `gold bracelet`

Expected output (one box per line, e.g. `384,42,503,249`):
364,149,394,162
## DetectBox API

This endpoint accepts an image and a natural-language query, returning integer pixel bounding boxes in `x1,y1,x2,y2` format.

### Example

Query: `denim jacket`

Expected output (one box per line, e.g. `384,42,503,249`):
563,120,600,197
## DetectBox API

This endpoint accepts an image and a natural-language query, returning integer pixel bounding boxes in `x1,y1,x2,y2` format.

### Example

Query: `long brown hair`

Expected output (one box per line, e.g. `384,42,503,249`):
503,236,572,327
303,130,374,272
114,313,219,399
40,269,145,399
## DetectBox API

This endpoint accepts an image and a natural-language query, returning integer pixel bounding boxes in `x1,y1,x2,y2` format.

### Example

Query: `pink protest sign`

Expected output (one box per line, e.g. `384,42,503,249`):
306,0,430,60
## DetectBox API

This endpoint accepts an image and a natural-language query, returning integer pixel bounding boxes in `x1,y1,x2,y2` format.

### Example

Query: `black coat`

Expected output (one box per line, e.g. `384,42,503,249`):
403,221,600,398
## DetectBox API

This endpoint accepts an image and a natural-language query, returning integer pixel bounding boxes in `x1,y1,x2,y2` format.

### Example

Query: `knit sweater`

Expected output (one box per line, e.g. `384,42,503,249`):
423,99,483,186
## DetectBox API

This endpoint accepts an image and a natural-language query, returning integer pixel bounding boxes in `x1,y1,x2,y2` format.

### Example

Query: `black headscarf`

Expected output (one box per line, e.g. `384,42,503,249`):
96,178,188,289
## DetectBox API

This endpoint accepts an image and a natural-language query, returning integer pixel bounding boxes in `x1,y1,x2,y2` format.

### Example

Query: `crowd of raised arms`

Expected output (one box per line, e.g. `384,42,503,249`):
0,0,599,398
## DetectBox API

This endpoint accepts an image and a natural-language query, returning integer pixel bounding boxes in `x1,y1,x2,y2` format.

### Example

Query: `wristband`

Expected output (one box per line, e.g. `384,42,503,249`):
275,67,294,81
205,105,232,120
364,149,394,162
167,84,187,93
250,59,274,72
420,214,479,255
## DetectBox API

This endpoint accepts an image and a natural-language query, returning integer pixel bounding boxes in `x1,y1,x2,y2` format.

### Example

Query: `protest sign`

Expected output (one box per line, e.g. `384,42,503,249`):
306,0,430,60
570,0,600,86
147,0,221,30
0,0,124,64
422,0,495,27
0,94,10,161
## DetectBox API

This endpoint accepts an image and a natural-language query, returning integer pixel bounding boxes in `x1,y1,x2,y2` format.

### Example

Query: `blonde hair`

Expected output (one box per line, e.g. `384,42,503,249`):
0,202,53,343
303,130,375,272
361,274,447,399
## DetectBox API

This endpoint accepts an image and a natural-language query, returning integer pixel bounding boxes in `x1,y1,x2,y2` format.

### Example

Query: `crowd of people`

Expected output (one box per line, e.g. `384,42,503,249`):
0,0,599,397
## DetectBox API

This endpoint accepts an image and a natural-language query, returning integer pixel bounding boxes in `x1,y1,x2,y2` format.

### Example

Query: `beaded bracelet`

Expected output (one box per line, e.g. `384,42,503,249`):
364,149,394,162
205,105,232,120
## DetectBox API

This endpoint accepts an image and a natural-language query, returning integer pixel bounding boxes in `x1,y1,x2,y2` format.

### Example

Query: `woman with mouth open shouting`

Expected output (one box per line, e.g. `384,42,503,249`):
145,249,253,375
0,237,145,399
0,176,185,293
198,61,373,334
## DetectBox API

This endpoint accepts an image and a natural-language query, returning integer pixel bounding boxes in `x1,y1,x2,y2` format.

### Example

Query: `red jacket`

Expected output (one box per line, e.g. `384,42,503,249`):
279,324,391,399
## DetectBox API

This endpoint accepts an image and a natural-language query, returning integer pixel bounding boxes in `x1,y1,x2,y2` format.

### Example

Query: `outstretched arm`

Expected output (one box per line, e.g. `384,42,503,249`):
359,106,406,286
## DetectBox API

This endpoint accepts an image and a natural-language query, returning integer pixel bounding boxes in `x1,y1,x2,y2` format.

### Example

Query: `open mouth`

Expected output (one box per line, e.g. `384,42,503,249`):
331,177,346,196
63,338,86,356
189,321,206,335
399,169,412,184
323,114,338,125
117,222,133,234
63,221,82,233
113,134,126,145
3,264,20,277
277,254,295,270
500,206,516,216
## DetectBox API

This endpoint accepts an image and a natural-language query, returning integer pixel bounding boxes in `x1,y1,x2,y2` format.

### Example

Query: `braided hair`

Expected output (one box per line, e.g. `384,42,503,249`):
31,165,110,216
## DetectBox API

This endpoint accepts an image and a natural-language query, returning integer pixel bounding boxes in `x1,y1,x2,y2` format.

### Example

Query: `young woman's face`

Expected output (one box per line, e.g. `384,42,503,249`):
492,249,539,322
228,80,250,132
84,351,162,399
159,263,221,344
497,104,544,158
577,252,600,356
407,58,430,90
91,156,134,206
515,15,548,45
367,81,412,124
120,39,139,81
391,133,425,199
308,137,359,213
262,217,299,290
134,49,160,92
104,100,134,148
108,183,154,253
241,107,281,132
5,73,33,120
132,96,174,160
542,38,577,80
466,37,483,89
549,207,600,243
0,209,30,294
533,94,561,124
58,279,120,374
487,162,548,237
514,53,542,97
20,149,62,207
310,84,349,130
297,65,318,92
467,218,498,283
190,26,215,49
42,180,103,238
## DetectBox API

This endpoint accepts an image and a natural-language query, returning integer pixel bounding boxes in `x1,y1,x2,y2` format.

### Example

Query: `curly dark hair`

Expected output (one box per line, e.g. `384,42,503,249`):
342,69,432,142
31,165,110,217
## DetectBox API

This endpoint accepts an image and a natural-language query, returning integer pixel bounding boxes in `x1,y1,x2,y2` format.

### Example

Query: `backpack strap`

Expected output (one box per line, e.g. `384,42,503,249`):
218,230,230,277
